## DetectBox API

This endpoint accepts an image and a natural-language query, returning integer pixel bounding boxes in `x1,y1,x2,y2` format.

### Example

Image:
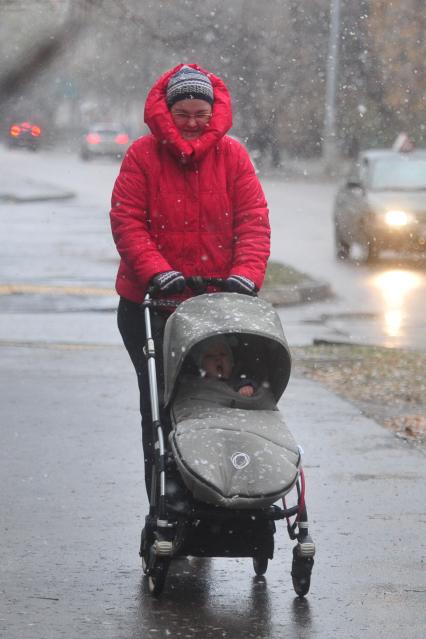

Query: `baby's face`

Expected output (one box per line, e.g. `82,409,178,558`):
201,345,233,380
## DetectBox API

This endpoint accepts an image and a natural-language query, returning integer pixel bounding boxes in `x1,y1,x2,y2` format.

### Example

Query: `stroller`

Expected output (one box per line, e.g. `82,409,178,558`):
140,283,315,597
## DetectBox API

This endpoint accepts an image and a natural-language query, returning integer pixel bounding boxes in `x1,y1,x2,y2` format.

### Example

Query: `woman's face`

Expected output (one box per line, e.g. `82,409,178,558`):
170,98,212,140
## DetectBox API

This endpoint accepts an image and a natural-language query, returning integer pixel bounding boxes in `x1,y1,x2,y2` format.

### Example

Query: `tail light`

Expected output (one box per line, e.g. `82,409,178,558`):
31,125,41,137
115,133,129,145
86,133,101,145
10,124,21,137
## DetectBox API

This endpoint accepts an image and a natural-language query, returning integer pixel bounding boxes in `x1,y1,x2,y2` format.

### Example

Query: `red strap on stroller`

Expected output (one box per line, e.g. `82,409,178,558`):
283,467,306,538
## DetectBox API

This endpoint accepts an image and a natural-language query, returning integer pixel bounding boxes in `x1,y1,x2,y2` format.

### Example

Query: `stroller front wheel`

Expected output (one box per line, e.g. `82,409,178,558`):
147,559,169,597
291,546,314,597
253,553,269,576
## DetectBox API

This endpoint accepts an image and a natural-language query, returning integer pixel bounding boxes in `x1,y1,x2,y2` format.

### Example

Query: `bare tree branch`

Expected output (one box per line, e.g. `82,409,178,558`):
0,0,101,109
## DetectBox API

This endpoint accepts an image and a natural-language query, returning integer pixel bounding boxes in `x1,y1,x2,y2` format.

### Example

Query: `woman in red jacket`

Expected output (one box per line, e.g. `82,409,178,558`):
110,63,270,499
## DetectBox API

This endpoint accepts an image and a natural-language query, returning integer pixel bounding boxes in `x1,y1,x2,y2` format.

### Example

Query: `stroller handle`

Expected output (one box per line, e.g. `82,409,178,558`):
186,276,226,292
144,276,227,309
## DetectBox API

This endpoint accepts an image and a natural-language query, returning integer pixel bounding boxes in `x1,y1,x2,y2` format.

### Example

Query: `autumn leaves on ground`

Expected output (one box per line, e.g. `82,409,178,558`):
293,344,426,445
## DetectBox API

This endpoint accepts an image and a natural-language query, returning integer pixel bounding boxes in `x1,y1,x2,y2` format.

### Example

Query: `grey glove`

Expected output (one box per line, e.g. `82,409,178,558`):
225,275,257,295
150,270,186,295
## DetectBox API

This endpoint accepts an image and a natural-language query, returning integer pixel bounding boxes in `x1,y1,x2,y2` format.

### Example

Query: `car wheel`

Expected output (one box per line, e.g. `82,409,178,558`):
365,237,380,262
334,226,350,260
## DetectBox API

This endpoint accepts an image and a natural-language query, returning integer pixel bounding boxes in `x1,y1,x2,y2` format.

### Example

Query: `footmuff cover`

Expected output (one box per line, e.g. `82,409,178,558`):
170,406,300,508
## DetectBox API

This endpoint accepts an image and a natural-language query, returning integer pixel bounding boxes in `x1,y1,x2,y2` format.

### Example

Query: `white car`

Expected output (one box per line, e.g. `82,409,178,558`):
80,123,130,161
333,149,426,261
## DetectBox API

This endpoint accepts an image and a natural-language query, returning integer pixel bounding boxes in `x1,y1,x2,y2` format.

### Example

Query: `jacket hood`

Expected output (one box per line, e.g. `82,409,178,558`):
144,63,233,163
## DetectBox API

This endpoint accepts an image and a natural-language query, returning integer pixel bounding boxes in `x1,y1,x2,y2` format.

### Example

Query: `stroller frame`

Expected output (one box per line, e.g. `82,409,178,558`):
139,289,315,597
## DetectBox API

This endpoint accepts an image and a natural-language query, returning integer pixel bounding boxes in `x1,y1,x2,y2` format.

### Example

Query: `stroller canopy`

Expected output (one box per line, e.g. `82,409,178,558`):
163,293,291,406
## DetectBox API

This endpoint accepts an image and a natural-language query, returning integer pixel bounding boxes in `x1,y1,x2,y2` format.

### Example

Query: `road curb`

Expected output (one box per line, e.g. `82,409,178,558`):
0,190,76,203
260,280,333,306
0,174,76,204
0,279,333,311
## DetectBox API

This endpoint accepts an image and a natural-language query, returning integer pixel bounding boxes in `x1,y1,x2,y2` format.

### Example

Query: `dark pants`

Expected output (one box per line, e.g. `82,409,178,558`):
117,297,169,498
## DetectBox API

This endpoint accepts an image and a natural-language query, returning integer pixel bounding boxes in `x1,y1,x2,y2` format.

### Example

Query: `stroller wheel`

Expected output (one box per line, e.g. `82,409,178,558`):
291,546,314,597
253,554,269,576
141,552,148,575
147,559,169,597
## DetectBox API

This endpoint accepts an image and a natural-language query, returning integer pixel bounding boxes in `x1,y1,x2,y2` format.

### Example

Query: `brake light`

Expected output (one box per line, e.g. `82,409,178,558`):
115,133,129,145
10,124,21,137
31,125,41,137
86,133,101,145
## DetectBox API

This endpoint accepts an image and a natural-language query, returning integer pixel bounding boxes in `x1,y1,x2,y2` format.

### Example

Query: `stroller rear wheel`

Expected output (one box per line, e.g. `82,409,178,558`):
140,525,152,575
147,558,169,597
253,553,269,576
141,549,148,575
141,555,148,573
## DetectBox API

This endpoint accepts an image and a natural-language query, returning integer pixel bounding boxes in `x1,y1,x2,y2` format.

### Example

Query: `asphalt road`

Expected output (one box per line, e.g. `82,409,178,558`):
1,146,426,351
1,147,425,638
265,179,426,352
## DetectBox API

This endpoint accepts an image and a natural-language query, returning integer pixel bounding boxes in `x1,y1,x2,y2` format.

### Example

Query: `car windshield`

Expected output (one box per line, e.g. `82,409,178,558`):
369,157,426,191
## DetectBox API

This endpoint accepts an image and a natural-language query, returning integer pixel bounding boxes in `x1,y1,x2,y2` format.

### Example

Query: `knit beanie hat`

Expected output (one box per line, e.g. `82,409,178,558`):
166,65,214,107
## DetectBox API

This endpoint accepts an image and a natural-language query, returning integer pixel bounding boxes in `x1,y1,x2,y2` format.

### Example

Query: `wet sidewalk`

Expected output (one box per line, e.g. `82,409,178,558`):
0,323,425,639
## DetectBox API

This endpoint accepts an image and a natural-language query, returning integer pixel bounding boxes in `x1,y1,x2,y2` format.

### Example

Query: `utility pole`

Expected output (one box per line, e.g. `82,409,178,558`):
323,0,341,171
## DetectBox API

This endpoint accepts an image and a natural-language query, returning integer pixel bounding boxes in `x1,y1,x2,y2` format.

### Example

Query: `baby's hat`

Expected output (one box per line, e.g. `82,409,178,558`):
191,336,234,369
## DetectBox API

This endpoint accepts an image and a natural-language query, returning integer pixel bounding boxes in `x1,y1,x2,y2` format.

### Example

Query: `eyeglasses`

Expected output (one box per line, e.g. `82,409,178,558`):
171,111,212,123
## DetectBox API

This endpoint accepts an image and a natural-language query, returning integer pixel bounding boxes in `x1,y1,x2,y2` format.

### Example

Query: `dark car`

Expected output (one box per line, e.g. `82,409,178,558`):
80,123,130,161
7,121,42,151
333,149,426,261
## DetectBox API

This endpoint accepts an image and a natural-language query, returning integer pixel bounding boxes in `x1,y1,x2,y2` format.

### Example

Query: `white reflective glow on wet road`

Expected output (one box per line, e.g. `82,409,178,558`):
371,269,423,341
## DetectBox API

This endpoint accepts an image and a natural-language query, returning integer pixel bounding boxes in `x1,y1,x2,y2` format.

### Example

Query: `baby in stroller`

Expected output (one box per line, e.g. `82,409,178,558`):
191,336,257,396
140,290,315,597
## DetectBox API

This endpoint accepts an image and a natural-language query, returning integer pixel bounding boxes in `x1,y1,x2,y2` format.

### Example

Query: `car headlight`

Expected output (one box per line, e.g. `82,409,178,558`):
384,210,415,227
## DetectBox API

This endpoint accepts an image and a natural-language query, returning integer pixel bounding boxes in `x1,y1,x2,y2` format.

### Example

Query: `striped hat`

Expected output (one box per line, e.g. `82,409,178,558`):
166,66,214,107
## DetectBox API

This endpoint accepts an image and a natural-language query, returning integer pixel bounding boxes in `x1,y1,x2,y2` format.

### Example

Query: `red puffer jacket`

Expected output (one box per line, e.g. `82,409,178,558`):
110,63,270,303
